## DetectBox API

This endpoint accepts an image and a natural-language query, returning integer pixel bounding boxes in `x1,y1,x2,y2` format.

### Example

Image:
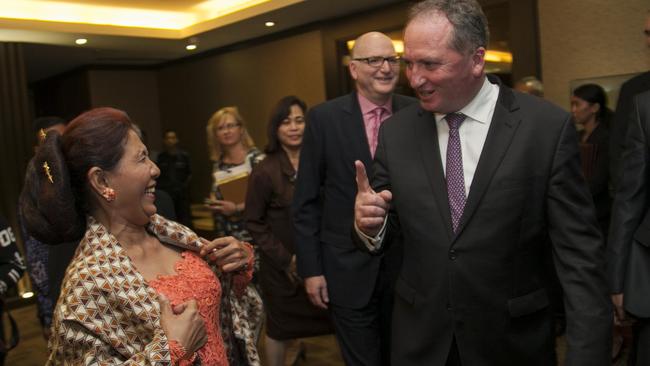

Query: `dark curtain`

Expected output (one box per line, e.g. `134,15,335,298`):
0,43,32,233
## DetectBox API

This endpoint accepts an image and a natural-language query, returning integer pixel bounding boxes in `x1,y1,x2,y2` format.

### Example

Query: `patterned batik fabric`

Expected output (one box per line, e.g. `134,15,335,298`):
47,214,260,366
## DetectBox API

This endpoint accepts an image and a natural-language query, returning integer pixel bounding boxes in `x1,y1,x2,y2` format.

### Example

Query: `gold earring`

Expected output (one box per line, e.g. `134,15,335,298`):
102,188,116,202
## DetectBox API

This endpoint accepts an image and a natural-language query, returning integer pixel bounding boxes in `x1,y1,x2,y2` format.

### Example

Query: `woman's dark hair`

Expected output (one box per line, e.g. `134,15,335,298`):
264,96,307,154
573,83,608,122
19,107,134,244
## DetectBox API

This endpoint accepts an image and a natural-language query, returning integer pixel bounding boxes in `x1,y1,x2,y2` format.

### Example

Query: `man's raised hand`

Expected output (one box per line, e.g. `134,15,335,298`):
354,160,392,237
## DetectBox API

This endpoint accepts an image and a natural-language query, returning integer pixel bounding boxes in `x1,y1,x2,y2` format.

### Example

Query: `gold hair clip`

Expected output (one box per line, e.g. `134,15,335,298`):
43,161,54,184
39,128,47,142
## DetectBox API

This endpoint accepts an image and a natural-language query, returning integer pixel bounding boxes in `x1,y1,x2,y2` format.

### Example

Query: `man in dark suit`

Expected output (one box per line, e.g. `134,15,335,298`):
292,32,417,365
353,1,611,365
608,90,650,366
610,13,650,188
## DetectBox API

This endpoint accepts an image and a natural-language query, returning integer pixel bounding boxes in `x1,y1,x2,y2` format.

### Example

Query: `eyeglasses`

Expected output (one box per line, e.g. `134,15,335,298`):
217,122,241,132
352,56,401,68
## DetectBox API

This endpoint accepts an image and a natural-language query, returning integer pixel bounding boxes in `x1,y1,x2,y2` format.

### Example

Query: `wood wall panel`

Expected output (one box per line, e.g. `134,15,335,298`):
0,43,32,231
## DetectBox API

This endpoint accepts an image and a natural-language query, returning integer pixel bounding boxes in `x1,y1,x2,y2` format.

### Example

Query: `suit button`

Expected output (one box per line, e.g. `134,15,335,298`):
449,249,457,260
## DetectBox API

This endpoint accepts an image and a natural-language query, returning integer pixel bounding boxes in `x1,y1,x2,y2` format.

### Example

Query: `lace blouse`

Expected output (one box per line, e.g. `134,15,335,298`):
149,251,250,366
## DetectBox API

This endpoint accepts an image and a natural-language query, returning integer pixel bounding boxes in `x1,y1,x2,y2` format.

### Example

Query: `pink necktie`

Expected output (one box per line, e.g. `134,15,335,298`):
369,107,385,158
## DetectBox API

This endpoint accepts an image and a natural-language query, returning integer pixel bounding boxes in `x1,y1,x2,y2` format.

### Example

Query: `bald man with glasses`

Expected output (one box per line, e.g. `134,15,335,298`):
292,31,416,365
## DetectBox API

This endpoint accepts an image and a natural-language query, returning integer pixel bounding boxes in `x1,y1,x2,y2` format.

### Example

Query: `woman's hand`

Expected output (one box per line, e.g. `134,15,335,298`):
159,294,207,355
199,237,251,272
205,200,241,216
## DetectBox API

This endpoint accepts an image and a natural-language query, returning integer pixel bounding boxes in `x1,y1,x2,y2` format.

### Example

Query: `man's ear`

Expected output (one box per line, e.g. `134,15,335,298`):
349,60,359,81
87,167,109,197
471,47,486,77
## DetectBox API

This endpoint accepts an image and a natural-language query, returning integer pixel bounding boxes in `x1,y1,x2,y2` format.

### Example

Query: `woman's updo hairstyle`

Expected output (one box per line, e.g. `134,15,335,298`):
19,107,134,244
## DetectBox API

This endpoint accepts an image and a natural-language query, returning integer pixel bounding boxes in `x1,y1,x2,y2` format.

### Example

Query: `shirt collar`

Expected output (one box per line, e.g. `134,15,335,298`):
435,77,498,124
357,92,393,116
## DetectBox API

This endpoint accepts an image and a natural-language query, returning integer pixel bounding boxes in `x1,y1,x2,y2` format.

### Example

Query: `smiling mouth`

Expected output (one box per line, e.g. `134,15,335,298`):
418,89,435,97
144,186,156,196
376,76,394,82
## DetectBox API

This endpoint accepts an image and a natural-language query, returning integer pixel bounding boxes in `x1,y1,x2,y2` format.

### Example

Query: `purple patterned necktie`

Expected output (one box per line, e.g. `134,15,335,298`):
446,113,467,233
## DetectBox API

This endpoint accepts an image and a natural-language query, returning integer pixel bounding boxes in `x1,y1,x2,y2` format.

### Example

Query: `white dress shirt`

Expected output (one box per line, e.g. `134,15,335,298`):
435,77,499,194
357,77,500,251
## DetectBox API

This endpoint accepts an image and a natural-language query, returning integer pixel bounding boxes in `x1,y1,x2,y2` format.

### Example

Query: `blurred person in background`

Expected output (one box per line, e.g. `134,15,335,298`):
0,212,26,365
608,89,650,366
156,129,193,228
245,96,334,366
514,76,544,98
205,106,265,360
610,12,650,188
206,107,264,241
571,84,612,235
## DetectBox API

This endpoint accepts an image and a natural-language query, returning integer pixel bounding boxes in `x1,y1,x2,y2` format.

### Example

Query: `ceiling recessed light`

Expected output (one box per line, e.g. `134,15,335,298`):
265,21,275,27
75,38,87,45
186,44,197,51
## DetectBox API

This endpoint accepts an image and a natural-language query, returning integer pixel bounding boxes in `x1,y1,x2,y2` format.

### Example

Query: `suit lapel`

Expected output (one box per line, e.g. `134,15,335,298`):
454,87,522,240
414,108,454,241
344,92,373,170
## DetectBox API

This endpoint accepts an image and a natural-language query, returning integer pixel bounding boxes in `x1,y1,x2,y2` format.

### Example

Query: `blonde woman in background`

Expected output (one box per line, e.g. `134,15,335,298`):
206,106,264,241
206,106,264,363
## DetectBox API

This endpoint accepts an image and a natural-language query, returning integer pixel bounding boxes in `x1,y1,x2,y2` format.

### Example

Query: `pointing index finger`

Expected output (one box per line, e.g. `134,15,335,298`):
355,160,373,194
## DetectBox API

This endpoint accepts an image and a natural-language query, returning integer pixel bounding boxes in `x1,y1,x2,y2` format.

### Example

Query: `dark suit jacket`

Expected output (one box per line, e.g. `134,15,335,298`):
608,90,650,318
368,77,611,365
579,123,611,229
292,91,417,308
610,71,650,188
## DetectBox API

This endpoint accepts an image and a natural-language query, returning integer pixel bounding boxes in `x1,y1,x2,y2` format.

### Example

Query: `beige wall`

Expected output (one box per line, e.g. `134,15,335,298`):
87,69,163,151
158,30,326,202
539,0,650,109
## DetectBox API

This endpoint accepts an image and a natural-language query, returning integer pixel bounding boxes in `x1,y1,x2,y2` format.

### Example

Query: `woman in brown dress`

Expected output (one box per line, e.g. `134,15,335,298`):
245,96,333,366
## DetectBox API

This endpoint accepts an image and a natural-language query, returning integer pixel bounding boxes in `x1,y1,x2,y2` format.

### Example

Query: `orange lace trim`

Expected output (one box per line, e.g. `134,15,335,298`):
150,251,228,366
168,340,197,365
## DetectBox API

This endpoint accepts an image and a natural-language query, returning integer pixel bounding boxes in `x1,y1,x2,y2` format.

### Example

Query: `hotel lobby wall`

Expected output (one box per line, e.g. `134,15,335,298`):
87,69,163,153
157,30,326,203
538,0,650,109
0,43,31,234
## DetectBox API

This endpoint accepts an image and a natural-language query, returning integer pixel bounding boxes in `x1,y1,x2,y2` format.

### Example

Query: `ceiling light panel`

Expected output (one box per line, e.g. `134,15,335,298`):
0,1,195,30
0,0,283,32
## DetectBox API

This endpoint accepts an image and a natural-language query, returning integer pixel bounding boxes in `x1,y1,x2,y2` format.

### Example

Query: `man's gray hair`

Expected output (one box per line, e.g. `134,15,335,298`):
408,0,489,54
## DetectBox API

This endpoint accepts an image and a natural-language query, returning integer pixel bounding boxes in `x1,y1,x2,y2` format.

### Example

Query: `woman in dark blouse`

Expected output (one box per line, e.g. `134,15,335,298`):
571,83,612,235
245,96,333,366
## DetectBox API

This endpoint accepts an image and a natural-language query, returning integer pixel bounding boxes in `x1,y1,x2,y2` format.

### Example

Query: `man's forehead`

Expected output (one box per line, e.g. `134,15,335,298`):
354,41,395,56
405,17,452,50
